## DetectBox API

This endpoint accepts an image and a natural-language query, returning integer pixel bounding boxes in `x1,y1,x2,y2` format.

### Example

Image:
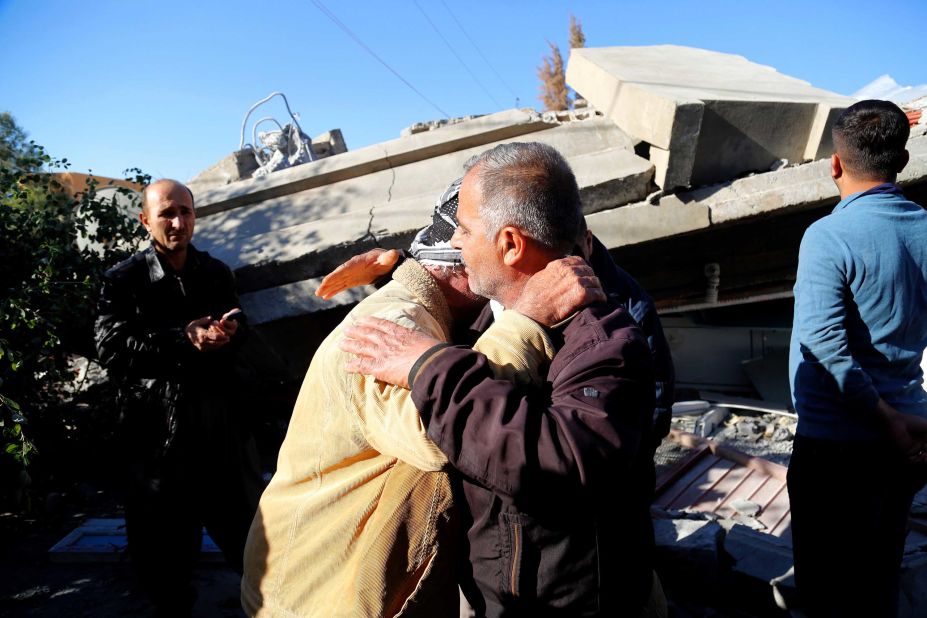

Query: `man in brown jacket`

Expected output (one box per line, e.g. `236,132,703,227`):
342,143,662,617
242,179,599,617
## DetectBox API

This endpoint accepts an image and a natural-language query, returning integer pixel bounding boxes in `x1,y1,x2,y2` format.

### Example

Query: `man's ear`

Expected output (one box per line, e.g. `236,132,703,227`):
498,227,527,267
138,209,150,231
831,153,843,180
898,149,910,174
583,229,594,260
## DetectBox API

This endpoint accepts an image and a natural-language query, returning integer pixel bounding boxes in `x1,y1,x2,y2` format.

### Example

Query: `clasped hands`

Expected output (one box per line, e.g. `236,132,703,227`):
185,308,241,352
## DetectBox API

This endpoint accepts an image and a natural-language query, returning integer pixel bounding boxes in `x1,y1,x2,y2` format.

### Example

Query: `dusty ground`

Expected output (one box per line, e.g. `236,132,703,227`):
0,416,784,618
0,481,784,618
0,485,243,618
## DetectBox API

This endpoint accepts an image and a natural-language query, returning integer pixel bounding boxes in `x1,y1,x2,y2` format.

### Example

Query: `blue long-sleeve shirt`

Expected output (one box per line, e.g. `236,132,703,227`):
790,185,927,441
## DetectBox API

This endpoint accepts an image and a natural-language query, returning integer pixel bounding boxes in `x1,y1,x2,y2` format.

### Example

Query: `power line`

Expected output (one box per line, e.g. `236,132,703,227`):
308,0,450,119
440,0,521,108
413,0,502,110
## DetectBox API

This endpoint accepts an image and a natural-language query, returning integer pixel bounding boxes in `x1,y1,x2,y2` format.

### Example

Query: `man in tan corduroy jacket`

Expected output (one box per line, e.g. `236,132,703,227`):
241,181,561,617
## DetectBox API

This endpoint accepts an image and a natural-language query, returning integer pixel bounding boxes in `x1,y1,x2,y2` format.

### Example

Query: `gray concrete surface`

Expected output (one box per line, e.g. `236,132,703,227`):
566,45,853,189
590,133,927,250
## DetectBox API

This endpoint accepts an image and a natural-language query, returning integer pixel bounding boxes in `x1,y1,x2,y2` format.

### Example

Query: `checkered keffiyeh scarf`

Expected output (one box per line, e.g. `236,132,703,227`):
409,177,462,266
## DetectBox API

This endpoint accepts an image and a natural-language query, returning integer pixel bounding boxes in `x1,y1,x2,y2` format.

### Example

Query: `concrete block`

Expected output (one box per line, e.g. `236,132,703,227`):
901,133,927,185
654,517,724,559
654,518,726,587
186,149,259,194
696,407,730,438
311,129,347,158
723,523,792,584
587,193,711,249
572,147,653,214
725,524,797,611
566,45,853,189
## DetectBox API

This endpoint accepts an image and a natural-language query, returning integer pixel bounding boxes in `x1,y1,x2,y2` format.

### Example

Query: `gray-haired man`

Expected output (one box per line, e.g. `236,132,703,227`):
342,142,663,617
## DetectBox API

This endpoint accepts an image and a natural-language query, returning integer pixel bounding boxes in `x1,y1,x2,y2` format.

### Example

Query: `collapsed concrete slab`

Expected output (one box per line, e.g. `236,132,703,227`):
187,110,654,379
566,45,854,190
191,108,560,216
589,132,927,251
182,48,927,383
194,111,654,312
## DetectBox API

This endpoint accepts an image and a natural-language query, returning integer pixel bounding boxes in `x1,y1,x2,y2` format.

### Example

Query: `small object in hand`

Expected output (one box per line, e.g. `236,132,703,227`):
224,308,243,322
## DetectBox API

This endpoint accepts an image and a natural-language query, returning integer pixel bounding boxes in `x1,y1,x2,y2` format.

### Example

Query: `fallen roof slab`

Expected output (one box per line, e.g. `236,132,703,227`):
195,117,654,309
192,108,558,216
589,133,927,250
566,45,853,190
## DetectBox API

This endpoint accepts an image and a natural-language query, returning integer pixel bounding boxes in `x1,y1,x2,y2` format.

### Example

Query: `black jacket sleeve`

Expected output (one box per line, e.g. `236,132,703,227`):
94,268,194,379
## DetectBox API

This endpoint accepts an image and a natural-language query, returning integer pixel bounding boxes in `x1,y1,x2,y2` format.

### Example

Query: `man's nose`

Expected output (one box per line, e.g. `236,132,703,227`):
450,228,463,249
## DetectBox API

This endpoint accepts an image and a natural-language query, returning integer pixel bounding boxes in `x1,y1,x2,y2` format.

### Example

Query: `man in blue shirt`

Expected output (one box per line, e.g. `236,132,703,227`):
788,100,927,617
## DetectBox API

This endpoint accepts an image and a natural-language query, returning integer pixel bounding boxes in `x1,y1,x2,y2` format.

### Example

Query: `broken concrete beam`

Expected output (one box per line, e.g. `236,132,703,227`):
588,194,711,249
588,133,927,251
202,140,652,301
696,407,730,438
401,115,486,137
194,119,652,291
192,108,559,216
572,147,654,214
194,116,645,250
566,45,853,190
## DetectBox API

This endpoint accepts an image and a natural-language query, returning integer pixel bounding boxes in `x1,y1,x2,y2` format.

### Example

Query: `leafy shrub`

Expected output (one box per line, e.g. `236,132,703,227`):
0,114,148,472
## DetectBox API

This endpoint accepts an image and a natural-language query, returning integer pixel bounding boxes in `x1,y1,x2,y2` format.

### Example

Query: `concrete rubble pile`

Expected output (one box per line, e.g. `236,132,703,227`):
651,401,927,618
669,398,796,465
653,401,799,614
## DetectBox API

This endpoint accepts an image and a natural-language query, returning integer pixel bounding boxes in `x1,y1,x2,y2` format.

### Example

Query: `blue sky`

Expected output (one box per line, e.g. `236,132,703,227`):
1,0,923,181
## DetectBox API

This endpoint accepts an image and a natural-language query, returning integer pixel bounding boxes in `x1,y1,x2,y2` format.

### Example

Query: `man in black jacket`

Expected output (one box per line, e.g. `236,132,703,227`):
341,143,662,617
95,179,262,617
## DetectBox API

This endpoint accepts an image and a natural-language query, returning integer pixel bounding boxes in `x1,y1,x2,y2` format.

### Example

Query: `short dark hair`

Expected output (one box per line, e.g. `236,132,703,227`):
832,100,909,181
468,142,583,254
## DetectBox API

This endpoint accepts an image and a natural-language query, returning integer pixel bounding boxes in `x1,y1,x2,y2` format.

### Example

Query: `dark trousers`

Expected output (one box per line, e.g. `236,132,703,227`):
124,398,263,617
787,434,927,618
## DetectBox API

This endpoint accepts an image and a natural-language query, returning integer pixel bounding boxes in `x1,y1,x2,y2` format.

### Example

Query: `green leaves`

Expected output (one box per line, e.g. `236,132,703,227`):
0,113,148,468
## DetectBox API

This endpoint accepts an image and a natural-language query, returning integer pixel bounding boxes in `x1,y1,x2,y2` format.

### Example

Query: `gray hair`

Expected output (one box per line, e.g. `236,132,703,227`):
467,142,582,254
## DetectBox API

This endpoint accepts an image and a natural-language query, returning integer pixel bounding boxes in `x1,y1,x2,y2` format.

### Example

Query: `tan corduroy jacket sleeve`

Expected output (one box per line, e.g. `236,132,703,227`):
352,304,555,470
